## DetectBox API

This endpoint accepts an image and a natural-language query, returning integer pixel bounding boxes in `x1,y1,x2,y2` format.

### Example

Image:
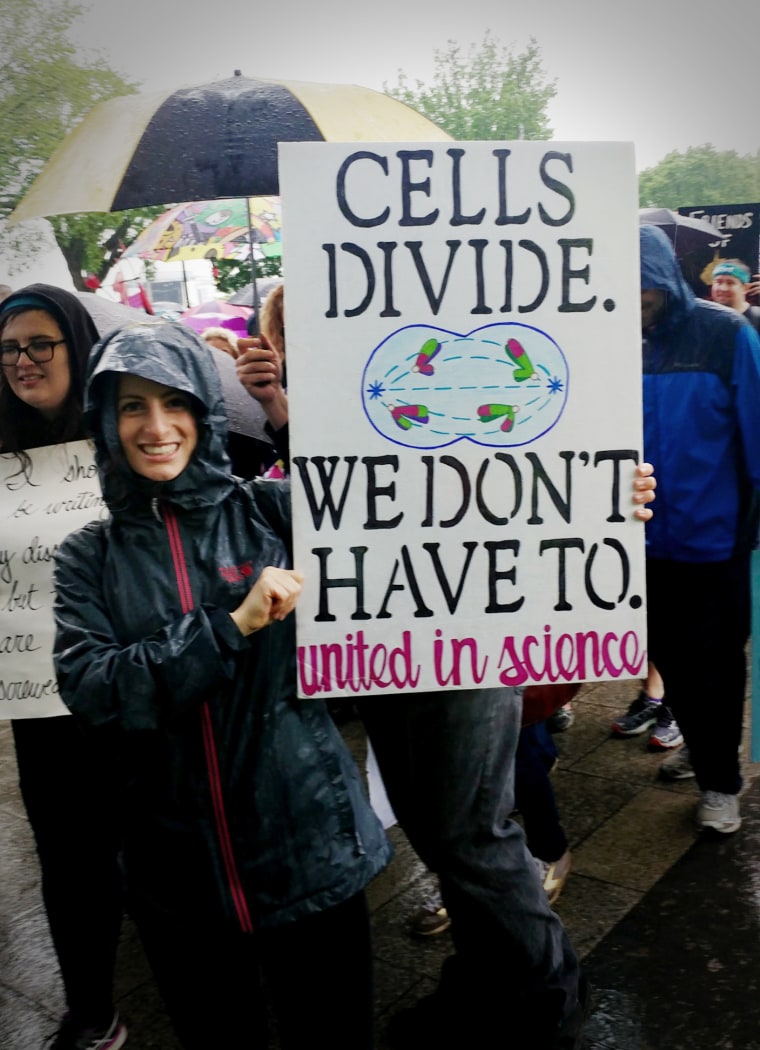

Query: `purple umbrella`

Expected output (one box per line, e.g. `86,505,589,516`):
179,299,253,336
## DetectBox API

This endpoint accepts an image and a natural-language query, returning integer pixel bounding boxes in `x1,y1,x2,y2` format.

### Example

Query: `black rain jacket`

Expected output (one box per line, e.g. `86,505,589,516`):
53,321,391,930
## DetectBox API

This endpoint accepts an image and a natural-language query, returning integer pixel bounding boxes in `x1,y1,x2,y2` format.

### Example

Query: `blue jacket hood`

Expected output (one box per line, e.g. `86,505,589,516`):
640,224,695,334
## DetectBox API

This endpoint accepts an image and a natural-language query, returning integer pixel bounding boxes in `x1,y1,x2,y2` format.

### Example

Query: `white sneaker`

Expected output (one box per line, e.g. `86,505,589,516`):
697,790,741,833
659,745,695,781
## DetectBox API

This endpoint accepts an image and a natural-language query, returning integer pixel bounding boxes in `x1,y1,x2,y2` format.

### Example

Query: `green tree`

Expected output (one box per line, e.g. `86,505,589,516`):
49,208,166,289
214,256,283,298
638,145,760,209
384,33,556,140
0,0,158,285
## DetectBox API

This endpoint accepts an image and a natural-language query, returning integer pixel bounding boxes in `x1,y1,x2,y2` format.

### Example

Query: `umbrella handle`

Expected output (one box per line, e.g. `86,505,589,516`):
247,198,261,335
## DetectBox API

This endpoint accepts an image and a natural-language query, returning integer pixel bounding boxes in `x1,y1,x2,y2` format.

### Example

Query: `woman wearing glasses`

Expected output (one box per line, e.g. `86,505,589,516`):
0,285,127,1050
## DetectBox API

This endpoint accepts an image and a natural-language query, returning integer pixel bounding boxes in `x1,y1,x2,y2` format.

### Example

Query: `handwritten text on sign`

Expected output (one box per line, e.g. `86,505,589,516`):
0,441,105,719
279,141,645,698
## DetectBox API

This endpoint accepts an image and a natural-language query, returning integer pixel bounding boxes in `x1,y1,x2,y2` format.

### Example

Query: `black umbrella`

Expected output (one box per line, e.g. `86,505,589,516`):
75,291,271,445
639,207,723,258
9,73,451,220
14,73,449,329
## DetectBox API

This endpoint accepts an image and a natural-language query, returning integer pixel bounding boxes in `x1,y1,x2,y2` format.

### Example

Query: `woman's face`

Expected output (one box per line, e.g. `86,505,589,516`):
0,309,71,419
117,374,198,482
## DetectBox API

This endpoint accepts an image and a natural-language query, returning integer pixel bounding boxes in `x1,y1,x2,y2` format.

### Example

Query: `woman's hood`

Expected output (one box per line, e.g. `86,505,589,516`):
85,320,234,513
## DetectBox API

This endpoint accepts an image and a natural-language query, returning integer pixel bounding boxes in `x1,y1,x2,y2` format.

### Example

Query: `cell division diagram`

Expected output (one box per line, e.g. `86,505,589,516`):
361,322,569,449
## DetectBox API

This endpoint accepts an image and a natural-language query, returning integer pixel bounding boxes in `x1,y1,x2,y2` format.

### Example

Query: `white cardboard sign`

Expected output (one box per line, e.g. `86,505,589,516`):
0,440,106,719
279,140,645,698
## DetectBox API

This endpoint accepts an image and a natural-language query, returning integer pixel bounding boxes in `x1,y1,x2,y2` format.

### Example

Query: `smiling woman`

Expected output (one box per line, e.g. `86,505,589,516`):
51,319,391,1050
117,375,198,482
0,313,71,419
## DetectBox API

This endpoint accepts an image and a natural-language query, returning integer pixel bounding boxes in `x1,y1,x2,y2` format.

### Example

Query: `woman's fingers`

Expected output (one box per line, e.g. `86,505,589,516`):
632,462,656,520
263,568,304,620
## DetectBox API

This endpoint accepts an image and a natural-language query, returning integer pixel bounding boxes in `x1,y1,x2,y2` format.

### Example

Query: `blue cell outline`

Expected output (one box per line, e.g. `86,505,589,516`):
360,321,570,450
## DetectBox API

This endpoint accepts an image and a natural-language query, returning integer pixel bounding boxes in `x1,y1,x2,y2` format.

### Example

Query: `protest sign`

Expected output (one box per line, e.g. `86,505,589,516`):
279,141,644,698
677,202,760,298
0,440,105,718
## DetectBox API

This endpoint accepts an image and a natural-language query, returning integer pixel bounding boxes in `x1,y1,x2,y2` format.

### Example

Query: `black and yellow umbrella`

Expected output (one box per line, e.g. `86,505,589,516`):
9,71,451,222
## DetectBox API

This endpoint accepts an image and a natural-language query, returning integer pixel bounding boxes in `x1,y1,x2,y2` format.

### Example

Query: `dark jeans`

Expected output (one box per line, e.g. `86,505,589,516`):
516,721,567,863
647,555,750,795
12,716,124,1025
130,890,374,1049
358,688,579,1035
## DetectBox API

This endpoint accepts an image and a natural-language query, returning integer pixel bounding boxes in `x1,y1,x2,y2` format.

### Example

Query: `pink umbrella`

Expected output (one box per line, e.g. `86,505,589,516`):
180,299,253,336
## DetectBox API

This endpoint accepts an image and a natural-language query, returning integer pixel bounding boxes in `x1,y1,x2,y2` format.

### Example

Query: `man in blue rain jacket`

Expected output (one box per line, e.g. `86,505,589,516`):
638,224,760,832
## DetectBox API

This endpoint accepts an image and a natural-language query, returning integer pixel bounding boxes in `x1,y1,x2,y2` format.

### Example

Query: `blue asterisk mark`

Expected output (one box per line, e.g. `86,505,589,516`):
367,380,385,400
547,376,564,394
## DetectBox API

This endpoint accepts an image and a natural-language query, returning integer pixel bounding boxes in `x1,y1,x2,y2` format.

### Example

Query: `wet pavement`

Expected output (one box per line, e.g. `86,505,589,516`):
1,678,758,1049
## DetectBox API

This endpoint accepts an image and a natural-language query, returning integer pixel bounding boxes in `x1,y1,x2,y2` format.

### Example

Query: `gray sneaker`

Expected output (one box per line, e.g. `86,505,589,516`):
648,705,684,750
659,745,695,780
611,692,661,736
697,790,741,833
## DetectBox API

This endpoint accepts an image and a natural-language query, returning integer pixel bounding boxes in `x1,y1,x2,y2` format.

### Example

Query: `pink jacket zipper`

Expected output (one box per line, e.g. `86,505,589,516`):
164,503,254,934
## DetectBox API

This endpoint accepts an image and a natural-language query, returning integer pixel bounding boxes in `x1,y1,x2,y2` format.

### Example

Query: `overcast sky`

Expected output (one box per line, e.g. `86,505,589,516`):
66,0,759,174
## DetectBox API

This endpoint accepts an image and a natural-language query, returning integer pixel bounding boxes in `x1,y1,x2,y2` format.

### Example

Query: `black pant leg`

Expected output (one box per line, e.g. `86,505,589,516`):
647,556,749,794
12,716,124,1024
262,891,374,1050
129,902,268,1049
130,892,374,1050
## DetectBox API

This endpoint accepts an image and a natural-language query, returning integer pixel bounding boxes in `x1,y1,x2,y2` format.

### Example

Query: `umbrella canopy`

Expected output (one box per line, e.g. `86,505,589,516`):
75,292,269,443
74,291,152,332
228,276,283,307
209,345,272,444
9,72,452,222
123,196,282,262
639,207,722,258
180,298,253,336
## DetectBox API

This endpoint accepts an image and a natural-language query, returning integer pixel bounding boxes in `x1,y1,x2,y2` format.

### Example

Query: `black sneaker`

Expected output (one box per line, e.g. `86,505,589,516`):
648,705,684,749
385,993,456,1048
386,977,590,1049
46,1012,127,1050
408,900,451,937
611,691,661,737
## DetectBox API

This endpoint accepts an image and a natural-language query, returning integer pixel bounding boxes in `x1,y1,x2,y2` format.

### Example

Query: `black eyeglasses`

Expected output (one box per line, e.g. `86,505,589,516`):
0,338,66,367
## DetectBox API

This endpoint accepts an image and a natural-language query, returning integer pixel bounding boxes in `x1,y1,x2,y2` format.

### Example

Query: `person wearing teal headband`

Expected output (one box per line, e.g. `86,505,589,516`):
713,260,751,283
711,258,760,332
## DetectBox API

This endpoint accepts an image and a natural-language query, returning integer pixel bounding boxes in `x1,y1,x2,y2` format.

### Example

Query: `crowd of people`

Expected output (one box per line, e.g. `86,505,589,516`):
0,221,758,1050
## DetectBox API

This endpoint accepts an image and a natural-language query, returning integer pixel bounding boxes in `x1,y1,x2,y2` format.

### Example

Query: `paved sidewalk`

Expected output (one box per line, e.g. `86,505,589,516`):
1,679,757,1049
